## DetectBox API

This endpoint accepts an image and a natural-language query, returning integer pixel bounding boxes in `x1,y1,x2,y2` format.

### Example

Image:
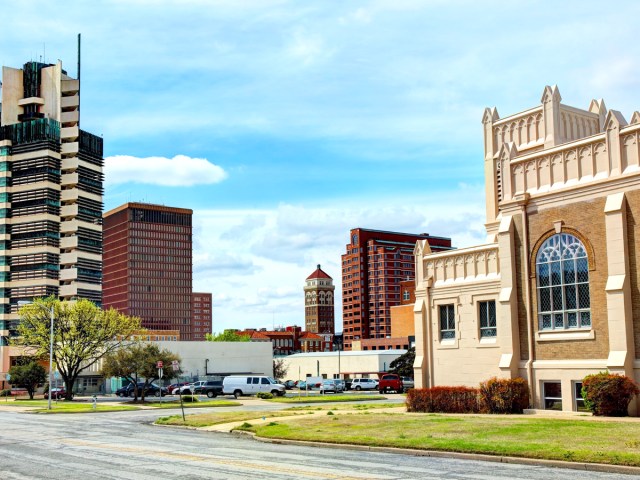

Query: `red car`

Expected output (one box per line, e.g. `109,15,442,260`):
44,388,67,399
167,382,189,394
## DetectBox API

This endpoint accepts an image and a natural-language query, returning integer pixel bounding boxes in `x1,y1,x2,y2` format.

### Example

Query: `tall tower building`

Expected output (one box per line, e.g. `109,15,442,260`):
192,292,212,341
341,228,451,350
102,203,195,339
304,264,335,337
0,60,103,355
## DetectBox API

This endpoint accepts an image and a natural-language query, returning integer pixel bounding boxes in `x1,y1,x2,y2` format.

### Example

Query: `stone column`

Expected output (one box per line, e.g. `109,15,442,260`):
603,192,636,415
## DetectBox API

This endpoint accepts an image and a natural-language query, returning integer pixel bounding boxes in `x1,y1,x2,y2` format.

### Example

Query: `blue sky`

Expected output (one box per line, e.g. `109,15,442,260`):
3,1,640,332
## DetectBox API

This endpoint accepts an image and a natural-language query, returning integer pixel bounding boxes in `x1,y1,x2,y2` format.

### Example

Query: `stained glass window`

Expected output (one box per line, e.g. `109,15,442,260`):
536,233,590,330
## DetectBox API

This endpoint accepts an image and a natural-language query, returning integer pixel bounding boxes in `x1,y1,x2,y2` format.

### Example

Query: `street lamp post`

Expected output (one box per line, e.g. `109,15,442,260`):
47,305,54,410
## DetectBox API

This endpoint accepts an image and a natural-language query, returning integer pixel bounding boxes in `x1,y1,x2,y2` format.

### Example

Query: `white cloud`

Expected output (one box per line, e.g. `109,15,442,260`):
105,155,227,187
193,252,260,276
192,185,487,332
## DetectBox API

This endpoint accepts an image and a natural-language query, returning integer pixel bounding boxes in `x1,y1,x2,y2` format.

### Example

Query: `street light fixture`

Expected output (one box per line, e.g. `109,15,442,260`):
46,305,54,411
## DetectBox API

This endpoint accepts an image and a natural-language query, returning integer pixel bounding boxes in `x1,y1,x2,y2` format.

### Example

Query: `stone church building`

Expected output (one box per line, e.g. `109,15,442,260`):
414,86,640,414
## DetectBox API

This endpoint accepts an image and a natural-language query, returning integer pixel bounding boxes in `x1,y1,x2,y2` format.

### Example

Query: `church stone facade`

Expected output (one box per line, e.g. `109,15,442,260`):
414,86,640,414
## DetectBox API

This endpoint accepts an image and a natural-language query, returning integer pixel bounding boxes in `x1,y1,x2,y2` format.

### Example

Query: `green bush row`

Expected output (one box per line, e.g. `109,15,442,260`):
407,373,639,417
406,377,529,414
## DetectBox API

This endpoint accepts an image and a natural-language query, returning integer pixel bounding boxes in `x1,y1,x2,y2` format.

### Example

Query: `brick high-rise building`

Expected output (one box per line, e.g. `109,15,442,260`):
103,203,195,339
192,292,212,341
304,264,335,338
342,228,451,350
0,59,104,374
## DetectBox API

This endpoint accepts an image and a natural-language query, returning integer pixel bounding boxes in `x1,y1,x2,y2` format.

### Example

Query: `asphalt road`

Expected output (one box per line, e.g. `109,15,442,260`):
0,405,634,480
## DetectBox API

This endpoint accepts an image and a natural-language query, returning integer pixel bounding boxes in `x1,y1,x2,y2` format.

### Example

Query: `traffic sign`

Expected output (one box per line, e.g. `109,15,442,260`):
171,361,180,371
156,361,163,368
158,368,163,379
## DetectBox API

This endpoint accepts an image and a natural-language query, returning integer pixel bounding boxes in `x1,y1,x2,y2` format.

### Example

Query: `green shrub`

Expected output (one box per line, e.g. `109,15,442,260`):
0,389,11,397
582,372,639,417
406,386,480,413
327,411,334,415
256,392,274,399
181,395,199,403
479,377,529,414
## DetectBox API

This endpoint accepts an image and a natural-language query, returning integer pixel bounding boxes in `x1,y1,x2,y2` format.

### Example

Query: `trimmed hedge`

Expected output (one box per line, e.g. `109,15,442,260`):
582,372,639,417
406,386,481,413
479,377,529,414
181,395,199,403
256,392,274,399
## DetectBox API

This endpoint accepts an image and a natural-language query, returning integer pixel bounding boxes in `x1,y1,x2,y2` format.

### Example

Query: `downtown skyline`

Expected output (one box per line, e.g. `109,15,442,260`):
2,1,640,331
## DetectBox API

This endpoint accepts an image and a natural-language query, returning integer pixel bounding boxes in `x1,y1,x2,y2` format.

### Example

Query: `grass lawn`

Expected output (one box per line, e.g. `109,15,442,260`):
268,394,387,404
156,411,304,428
144,400,240,409
11,400,139,413
237,412,640,467
286,403,399,411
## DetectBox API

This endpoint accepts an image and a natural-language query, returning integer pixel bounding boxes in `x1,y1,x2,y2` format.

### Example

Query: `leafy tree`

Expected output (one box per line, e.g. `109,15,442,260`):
205,330,250,342
15,297,141,400
273,358,288,380
102,342,181,402
8,361,46,400
388,347,415,378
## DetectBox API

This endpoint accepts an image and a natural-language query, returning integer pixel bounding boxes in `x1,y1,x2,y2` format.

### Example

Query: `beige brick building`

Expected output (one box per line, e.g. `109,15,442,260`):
414,86,640,414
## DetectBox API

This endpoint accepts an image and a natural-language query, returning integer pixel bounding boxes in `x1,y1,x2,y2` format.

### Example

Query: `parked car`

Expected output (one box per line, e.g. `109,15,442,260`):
401,377,415,389
350,378,378,391
193,380,223,398
222,375,286,398
116,382,167,398
167,382,189,394
378,374,404,394
44,387,66,399
283,380,296,390
176,381,207,395
316,380,344,393
296,381,307,390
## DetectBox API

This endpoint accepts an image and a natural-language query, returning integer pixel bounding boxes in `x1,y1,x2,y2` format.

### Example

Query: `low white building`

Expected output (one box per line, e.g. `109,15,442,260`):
155,341,274,380
281,350,407,381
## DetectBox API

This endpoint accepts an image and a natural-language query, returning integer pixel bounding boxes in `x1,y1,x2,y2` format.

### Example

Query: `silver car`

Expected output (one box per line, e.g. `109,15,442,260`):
402,377,415,389
350,378,378,391
318,380,344,393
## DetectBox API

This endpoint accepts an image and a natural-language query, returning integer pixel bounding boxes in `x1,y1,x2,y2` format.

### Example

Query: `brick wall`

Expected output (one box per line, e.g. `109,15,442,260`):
525,197,609,360
390,304,414,338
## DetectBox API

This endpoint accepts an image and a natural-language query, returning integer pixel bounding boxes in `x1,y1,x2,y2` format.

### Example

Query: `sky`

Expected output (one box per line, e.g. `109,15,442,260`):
3,1,640,332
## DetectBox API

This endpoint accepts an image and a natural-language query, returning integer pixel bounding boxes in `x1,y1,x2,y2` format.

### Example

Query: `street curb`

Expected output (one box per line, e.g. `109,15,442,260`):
232,430,640,476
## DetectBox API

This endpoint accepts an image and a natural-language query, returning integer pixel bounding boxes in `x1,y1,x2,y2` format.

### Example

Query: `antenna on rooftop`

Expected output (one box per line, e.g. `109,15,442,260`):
77,33,81,125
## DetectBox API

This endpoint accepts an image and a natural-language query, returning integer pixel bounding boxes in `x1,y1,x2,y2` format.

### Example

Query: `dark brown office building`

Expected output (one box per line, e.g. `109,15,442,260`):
192,292,212,341
103,203,195,339
342,228,452,350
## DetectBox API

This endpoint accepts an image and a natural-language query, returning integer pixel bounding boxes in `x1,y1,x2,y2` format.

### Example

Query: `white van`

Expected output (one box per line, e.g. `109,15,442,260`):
222,375,286,398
